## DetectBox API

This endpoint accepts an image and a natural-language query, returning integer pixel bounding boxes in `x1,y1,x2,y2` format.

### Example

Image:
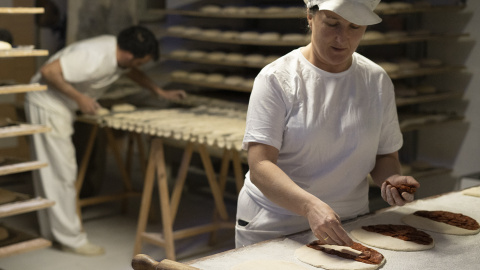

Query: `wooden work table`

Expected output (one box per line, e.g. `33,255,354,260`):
184,188,480,269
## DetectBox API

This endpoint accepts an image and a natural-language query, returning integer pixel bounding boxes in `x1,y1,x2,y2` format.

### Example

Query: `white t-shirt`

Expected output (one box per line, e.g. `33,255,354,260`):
27,35,126,114
242,48,403,219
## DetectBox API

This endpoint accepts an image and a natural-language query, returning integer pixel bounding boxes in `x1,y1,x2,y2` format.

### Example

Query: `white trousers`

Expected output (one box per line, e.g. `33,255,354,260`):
25,102,87,248
235,187,310,248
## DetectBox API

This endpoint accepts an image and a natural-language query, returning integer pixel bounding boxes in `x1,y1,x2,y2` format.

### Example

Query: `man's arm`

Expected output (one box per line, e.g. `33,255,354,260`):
126,67,186,101
40,59,100,114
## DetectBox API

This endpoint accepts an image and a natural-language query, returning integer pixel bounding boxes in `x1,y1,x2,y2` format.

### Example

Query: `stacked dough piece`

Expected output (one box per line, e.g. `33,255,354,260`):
101,106,246,150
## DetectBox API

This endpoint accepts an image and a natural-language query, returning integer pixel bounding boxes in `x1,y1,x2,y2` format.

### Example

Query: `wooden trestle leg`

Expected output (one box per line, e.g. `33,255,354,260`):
133,139,234,260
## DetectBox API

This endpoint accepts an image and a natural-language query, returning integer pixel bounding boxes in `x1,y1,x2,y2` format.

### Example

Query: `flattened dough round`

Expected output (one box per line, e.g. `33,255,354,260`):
351,227,434,251
462,186,480,198
402,213,480,235
295,245,385,270
230,260,308,270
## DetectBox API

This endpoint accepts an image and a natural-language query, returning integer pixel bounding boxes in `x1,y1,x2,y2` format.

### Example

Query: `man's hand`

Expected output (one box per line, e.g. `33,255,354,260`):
77,94,101,115
381,174,420,206
158,89,187,101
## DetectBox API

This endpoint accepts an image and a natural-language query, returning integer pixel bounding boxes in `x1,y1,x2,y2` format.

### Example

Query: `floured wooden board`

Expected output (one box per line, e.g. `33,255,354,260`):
0,84,46,94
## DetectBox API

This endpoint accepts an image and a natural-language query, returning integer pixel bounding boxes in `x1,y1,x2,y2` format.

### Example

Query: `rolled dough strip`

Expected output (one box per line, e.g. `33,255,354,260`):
295,244,385,270
351,225,434,251
402,211,480,235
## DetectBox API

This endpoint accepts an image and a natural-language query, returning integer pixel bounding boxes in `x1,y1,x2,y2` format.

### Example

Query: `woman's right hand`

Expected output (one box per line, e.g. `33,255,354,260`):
305,200,353,246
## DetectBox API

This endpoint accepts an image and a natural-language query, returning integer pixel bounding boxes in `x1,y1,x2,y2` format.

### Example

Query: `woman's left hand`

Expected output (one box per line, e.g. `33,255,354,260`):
381,174,419,206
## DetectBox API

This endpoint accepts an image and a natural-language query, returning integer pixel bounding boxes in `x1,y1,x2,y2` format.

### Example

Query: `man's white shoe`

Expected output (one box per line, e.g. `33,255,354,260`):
62,242,105,256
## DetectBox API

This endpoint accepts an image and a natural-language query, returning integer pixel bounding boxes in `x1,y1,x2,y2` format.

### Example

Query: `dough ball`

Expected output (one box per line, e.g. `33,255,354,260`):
188,72,207,81
183,27,202,36
170,50,188,58
264,6,285,13
281,33,305,42
112,103,136,112
206,51,227,61
0,41,12,50
171,70,189,79
205,73,225,83
363,31,385,40
390,2,413,9
239,31,260,40
245,54,265,65
188,50,207,59
200,5,221,13
377,62,400,73
259,32,281,41
225,53,244,63
221,30,240,40
166,26,186,34
224,76,244,86
96,108,110,116
202,29,222,38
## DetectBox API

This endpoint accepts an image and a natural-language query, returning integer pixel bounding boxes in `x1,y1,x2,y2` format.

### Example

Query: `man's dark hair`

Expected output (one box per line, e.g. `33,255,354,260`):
117,26,159,61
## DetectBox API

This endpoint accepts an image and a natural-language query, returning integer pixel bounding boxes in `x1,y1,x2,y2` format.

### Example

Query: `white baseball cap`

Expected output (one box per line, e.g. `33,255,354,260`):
304,0,382,26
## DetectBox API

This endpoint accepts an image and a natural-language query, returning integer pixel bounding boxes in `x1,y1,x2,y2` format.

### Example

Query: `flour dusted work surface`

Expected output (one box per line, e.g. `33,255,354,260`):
230,260,308,270
401,210,480,235
294,242,385,270
350,224,434,251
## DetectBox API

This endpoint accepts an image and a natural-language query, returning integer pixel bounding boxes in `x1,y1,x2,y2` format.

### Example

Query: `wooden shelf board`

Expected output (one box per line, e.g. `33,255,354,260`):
163,55,266,69
0,160,48,176
0,7,44,14
0,84,47,95
0,197,55,218
163,32,467,48
0,238,51,258
396,91,463,106
159,5,465,18
162,33,307,47
0,124,51,139
0,49,49,58
170,77,252,93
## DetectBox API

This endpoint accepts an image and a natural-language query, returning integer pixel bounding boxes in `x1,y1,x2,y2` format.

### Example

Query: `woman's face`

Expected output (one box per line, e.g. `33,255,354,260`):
308,10,367,72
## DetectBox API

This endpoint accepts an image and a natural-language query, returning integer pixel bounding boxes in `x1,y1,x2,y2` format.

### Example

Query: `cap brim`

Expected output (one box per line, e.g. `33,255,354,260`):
317,1,382,26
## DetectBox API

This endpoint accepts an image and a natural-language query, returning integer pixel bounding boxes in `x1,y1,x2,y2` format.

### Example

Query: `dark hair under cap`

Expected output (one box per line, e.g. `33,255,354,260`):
117,26,159,61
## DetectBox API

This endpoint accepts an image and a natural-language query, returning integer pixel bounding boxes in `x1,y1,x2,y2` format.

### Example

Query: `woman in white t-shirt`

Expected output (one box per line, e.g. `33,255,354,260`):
236,0,420,248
